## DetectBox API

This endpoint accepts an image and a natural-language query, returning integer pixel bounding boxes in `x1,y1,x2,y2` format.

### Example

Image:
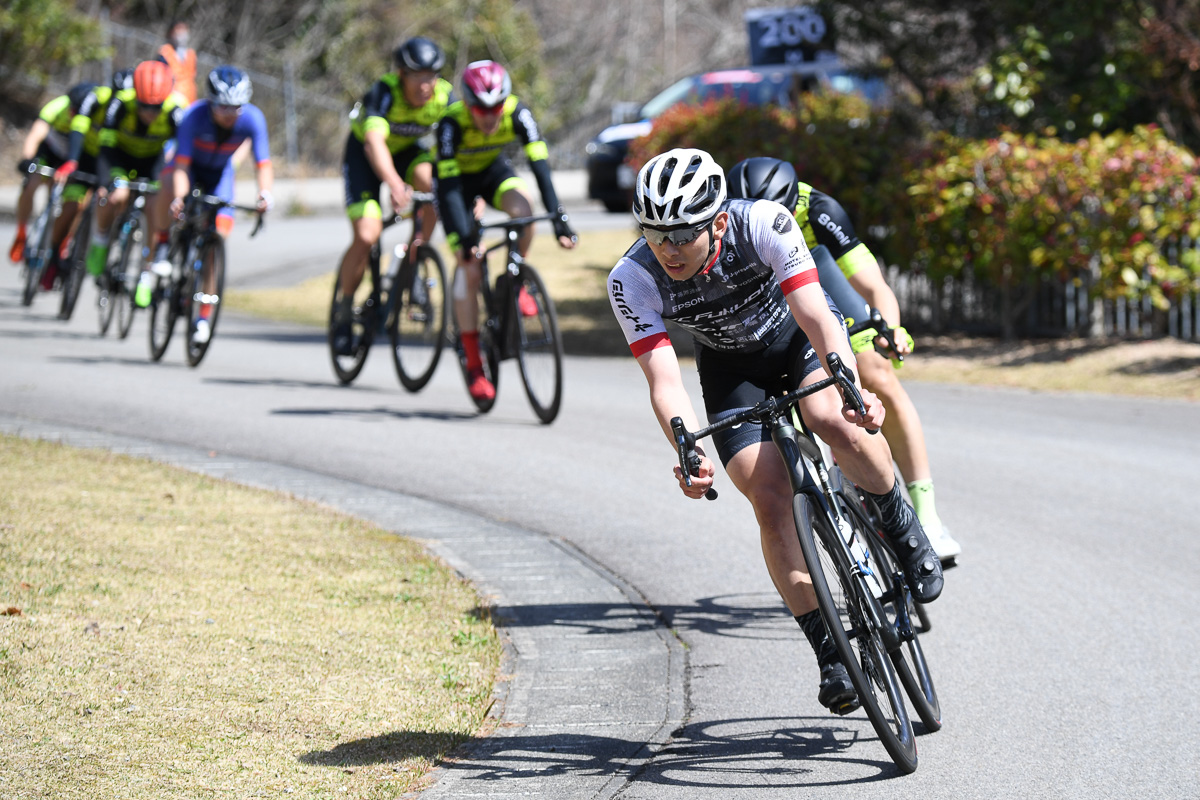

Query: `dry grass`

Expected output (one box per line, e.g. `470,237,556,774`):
224,227,1200,401
0,436,499,799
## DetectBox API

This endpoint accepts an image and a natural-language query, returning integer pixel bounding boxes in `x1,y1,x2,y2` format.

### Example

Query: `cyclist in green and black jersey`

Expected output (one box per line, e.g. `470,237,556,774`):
9,83,97,273
436,59,577,403
727,157,961,562
331,37,452,356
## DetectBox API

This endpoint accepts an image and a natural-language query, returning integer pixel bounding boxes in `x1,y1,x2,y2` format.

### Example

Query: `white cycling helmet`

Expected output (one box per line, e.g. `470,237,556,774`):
633,148,727,229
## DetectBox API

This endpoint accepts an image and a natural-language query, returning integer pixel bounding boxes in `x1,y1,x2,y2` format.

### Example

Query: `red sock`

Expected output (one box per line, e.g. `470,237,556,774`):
199,304,212,321
461,330,482,371
155,232,169,246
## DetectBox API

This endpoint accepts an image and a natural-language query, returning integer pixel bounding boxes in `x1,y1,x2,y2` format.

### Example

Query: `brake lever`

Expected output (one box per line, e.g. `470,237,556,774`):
827,353,878,435
670,416,718,501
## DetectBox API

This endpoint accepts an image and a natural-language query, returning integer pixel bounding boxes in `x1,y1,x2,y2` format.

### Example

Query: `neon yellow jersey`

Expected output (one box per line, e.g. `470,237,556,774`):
435,96,549,179
98,88,187,159
38,94,75,136
793,181,878,279
349,74,453,155
70,85,114,157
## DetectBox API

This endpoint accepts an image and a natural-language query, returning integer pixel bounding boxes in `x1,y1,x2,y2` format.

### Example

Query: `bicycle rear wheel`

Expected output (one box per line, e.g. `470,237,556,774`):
58,205,92,321
792,492,918,774
114,213,144,339
186,238,225,367
389,245,448,392
328,272,375,385
513,264,564,424
451,273,499,413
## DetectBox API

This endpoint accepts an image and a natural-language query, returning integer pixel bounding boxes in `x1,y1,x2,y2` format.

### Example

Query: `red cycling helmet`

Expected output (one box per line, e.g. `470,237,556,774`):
133,60,175,105
461,60,511,110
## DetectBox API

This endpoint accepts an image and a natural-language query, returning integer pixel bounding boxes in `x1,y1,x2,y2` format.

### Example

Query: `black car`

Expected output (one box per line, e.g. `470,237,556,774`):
585,63,885,213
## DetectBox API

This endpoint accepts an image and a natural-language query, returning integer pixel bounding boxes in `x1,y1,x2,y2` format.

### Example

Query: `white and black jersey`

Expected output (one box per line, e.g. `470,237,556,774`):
608,198,819,356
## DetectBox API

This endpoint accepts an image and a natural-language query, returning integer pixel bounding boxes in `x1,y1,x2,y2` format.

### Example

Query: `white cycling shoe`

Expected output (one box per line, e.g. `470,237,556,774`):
150,258,173,278
192,318,212,345
924,522,962,564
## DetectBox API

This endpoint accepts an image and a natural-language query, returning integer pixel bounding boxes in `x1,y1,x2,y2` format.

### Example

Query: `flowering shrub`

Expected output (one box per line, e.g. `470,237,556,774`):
630,100,1200,329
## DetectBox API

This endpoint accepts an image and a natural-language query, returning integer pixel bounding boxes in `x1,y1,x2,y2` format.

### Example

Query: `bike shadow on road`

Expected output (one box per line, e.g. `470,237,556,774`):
49,354,185,369
484,593,806,642
298,717,905,788
270,405,478,423
204,376,389,393
217,328,328,346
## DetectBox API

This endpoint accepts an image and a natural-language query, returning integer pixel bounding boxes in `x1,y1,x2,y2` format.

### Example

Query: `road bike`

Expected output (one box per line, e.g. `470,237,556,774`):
451,213,565,424
17,164,64,308
96,177,158,339
148,190,263,367
670,353,940,774
57,172,100,321
328,192,449,389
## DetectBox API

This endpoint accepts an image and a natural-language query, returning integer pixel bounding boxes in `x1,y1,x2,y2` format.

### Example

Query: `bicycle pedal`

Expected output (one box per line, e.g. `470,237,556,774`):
939,556,959,570
830,697,861,716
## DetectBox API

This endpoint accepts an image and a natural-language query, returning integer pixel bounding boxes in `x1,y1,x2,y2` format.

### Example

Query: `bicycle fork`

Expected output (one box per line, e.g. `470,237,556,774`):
771,420,901,653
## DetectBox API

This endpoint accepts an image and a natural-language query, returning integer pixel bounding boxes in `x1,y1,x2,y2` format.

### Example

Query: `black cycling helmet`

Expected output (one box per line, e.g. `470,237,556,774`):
112,67,135,92
726,157,800,212
393,37,445,72
67,82,98,111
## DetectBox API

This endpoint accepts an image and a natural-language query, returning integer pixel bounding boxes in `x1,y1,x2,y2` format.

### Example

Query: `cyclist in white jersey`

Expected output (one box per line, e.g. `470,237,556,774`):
608,148,944,714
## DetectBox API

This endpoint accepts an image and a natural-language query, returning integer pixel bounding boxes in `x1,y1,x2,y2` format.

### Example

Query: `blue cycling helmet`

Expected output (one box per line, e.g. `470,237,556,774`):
208,65,253,106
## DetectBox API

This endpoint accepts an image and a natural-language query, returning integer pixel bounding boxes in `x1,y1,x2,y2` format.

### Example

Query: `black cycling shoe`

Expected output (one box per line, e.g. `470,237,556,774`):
887,517,944,603
819,661,860,715
331,322,354,356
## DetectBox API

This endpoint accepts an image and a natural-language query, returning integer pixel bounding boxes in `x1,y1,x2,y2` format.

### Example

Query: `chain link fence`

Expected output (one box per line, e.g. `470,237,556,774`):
63,15,350,172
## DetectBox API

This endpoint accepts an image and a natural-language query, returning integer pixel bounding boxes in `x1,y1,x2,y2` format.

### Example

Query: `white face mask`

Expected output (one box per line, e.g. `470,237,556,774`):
171,33,189,48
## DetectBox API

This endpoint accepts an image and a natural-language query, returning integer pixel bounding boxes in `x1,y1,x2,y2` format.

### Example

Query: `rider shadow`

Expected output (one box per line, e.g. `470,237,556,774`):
204,376,383,393
50,354,182,369
270,405,477,423
216,329,328,346
0,326,99,341
492,593,798,642
298,718,901,788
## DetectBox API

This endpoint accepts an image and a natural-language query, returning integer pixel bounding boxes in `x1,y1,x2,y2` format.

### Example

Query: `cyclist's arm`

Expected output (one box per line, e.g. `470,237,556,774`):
435,116,475,253
357,82,407,204
20,119,51,161
513,100,575,245
638,346,715,498
243,104,274,208
845,256,902,330
65,89,103,164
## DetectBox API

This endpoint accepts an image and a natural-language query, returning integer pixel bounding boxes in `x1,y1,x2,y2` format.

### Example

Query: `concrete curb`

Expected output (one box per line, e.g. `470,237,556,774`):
2,414,685,800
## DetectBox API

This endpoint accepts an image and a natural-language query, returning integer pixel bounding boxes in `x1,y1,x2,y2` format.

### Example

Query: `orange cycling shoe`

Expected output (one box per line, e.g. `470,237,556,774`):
467,367,496,402
9,231,26,263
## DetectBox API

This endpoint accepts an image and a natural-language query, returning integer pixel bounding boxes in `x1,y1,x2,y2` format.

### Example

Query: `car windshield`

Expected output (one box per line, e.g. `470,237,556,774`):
639,70,786,119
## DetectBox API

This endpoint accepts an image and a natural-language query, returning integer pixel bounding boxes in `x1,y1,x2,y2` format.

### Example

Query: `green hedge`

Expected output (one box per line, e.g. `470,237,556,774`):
630,99,1200,326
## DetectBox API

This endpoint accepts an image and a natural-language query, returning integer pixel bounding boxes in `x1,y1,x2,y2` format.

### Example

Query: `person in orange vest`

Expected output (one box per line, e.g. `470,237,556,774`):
159,20,197,105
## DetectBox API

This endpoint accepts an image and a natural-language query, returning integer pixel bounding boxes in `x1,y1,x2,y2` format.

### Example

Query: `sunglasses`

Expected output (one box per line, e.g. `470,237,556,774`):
137,102,163,112
469,105,504,117
213,103,242,114
641,223,707,246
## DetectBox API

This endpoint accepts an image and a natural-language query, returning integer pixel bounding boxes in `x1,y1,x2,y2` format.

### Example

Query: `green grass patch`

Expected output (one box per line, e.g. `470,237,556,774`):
0,436,500,798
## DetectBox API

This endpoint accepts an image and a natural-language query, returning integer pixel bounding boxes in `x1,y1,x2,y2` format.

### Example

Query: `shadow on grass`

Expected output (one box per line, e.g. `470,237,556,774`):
1114,355,1200,376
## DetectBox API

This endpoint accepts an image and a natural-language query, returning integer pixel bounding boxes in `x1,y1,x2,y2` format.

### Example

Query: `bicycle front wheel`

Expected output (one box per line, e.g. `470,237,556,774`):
792,492,918,774
513,265,564,424
58,206,92,321
389,245,448,392
114,213,144,340
186,238,225,367
148,273,180,362
21,209,52,307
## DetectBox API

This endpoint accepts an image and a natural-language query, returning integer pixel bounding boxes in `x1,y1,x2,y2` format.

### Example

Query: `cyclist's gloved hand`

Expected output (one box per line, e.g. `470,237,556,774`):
54,160,78,183
17,158,36,175
256,189,273,212
849,326,877,354
552,206,577,246
886,325,914,369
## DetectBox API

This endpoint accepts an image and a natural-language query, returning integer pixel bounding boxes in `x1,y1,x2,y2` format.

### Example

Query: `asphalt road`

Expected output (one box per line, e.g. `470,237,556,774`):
2,211,1198,798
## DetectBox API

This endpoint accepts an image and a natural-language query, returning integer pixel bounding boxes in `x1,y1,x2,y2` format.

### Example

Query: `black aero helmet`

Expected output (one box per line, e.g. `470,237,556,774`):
727,157,800,212
67,82,98,111
112,68,135,92
394,37,445,72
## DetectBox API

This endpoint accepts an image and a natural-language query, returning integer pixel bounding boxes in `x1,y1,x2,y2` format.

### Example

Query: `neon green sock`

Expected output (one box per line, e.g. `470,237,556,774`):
906,479,941,531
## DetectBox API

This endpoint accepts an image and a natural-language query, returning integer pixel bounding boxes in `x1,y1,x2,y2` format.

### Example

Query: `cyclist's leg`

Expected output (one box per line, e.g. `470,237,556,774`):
696,340,854,711
408,158,438,250
495,171,535,257
338,136,385,299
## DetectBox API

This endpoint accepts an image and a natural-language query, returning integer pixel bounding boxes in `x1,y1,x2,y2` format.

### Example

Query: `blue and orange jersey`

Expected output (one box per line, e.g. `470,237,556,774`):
172,100,271,172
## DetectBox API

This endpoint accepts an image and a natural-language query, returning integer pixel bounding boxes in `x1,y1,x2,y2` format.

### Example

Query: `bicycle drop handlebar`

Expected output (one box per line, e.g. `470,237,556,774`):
184,189,267,237
670,352,876,502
